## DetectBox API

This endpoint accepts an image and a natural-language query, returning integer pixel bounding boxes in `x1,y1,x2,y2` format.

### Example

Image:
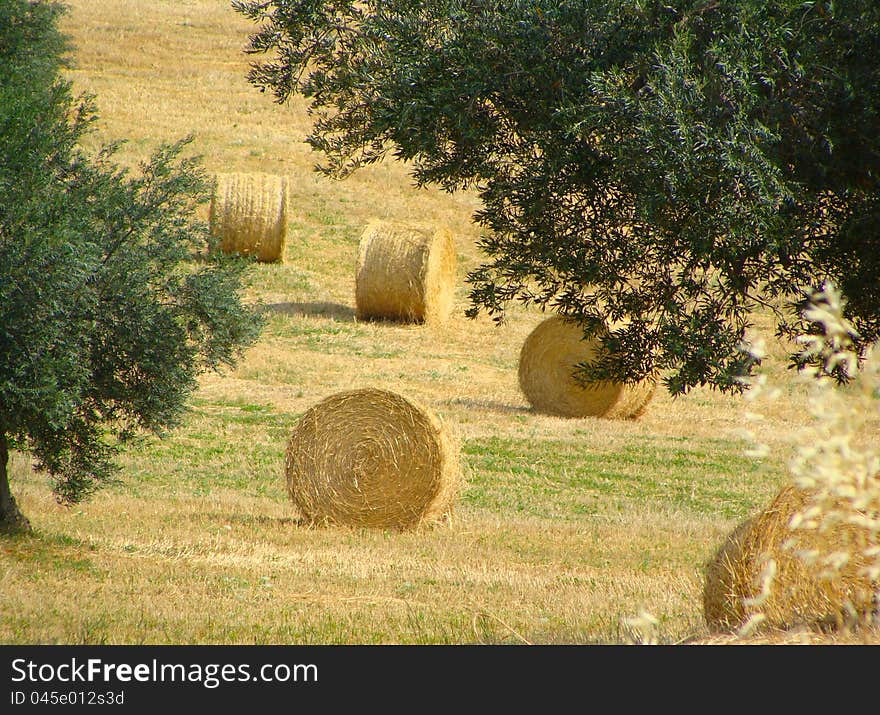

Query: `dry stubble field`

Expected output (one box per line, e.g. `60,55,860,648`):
1,0,861,644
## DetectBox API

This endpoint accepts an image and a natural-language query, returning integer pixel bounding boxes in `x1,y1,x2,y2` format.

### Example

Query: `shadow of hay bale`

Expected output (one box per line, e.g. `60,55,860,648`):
263,302,356,322
443,398,532,416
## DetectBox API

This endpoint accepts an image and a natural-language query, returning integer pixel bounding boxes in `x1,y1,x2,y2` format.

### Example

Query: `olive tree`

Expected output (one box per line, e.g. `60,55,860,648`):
234,0,880,392
0,0,262,532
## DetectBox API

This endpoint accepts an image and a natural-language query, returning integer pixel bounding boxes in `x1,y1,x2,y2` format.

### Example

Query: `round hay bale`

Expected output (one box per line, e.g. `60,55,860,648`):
284,388,459,529
209,172,289,262
355,220,457,323
517,315,657,419
703,485,878,633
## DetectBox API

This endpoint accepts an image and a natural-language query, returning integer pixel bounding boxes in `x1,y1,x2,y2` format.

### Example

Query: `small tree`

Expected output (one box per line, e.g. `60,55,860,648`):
0,0,262,532
234,0,880,392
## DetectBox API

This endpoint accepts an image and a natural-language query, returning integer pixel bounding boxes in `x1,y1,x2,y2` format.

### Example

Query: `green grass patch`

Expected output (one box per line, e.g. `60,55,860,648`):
117,401,298,499
462,434,782,520
0,533,99,576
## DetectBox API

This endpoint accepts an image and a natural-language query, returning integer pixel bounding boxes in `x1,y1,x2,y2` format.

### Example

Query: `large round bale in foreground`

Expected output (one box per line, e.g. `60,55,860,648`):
284,389,459,529
355,220,457,323
703,485,877,633
518,316,657,419
209,173,289,262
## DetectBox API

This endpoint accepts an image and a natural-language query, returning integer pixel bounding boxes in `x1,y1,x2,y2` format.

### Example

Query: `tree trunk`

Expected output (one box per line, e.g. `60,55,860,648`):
0,434,32,534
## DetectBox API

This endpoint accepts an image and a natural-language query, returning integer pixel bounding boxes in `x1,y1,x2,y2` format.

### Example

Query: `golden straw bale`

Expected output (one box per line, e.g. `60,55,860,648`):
209,173,289,262
703,484,878,633
284,388,460,530
517,315,657,419
355,220,457,323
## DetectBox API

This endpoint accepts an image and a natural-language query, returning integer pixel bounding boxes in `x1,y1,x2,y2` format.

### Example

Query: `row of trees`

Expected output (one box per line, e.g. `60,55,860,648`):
0,0,262,531
235,0,880,392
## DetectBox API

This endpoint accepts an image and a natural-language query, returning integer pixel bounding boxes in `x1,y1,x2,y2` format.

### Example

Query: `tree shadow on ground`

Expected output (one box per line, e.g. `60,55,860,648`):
208,513,306,529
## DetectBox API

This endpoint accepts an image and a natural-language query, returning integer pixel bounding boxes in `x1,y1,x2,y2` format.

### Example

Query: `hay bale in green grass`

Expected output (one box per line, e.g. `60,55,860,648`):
285,388,460,530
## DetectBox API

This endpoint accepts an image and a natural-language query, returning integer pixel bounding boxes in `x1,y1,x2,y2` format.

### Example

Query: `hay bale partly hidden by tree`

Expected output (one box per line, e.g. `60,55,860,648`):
517,315,657,419
284,388,460,530
355,220,457,323
209,173,289,262
703,485,878,633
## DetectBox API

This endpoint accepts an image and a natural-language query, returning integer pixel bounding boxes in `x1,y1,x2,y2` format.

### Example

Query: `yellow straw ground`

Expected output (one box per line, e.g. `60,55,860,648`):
2,0,876,644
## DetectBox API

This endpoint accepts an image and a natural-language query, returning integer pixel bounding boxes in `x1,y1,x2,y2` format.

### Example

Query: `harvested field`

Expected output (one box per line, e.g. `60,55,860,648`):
2,0,878,646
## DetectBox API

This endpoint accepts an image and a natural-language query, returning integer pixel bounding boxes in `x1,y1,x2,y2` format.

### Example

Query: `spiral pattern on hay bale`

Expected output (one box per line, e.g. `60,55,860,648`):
284,388,459,530
209,173,289,262
703,485,878,633
517,316,657,419
355,220,457,323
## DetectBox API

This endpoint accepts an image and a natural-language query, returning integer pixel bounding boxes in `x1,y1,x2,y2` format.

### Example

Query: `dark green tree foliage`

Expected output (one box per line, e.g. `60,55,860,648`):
0,0,262,531
235,0,880,391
